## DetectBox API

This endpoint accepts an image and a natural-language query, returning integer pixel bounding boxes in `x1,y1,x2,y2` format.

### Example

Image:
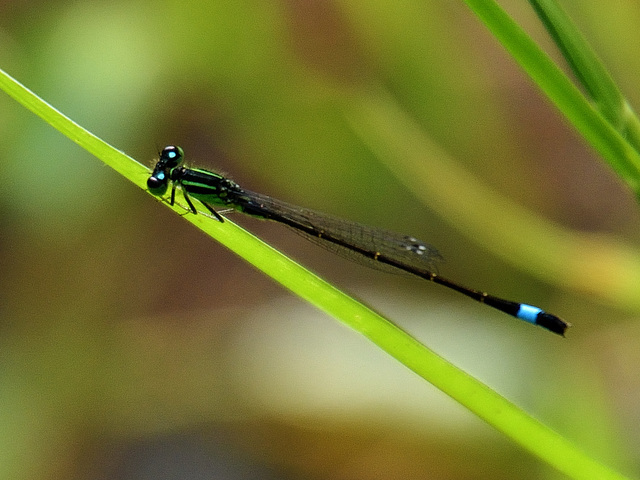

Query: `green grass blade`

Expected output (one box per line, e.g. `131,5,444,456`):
0,66,630,479
0,68,149,188
528,0,640,151
462,0,640,196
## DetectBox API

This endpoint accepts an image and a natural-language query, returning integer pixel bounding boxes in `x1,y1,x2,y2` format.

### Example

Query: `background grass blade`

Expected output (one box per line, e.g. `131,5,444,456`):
528,0,640,150
463,0,640,196
347,88,640,311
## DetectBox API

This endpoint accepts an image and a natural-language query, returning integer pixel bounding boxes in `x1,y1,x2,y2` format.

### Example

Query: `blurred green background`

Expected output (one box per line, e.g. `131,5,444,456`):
2,1,640,478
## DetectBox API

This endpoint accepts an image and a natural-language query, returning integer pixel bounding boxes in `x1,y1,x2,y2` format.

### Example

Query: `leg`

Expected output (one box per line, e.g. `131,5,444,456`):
201,202,225,222
181,189,199,215
170,183,177,205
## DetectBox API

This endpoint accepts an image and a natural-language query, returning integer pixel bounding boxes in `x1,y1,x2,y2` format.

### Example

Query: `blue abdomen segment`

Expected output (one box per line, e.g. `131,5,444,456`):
516,304,543,324
516,304,568,335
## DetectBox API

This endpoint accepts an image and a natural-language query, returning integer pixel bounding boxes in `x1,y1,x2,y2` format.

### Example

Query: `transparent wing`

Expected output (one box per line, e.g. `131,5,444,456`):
229,189,444,273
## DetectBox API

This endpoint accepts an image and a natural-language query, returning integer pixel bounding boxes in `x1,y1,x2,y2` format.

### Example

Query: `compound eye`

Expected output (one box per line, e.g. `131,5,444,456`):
160,145,184,168
147,174,168,195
